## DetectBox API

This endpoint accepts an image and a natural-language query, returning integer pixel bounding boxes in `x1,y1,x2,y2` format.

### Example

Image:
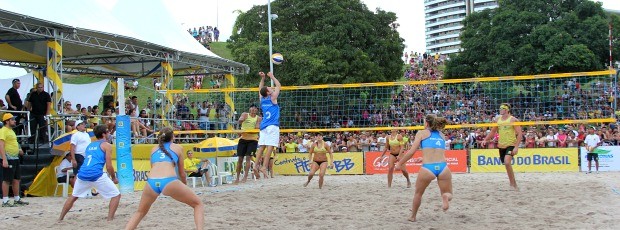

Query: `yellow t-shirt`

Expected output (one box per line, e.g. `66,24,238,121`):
0,127,19,158
285,142,298,153
88,116,101,125
208,108,217,121
498,116,517,147
241,114,259,140
183,158,201,172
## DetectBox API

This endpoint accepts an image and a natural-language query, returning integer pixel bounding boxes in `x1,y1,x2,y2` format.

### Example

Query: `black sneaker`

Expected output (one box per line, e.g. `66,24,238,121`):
14,200,29,206
2,202,15,207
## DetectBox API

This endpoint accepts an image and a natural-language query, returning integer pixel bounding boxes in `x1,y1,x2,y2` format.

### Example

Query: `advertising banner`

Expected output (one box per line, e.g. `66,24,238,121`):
111,159,150,191
273,152,364,175
470,148,578,172
109,156,217,191
364,150,467,174
217,157,239,174
579,146,620,171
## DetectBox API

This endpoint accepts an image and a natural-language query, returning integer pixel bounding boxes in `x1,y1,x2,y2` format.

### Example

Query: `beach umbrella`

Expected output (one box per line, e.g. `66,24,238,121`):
193,137,238,155
51,129,96,155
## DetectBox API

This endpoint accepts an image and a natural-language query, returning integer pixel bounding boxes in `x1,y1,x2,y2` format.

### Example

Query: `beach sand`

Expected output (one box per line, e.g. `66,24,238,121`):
1,172,619,229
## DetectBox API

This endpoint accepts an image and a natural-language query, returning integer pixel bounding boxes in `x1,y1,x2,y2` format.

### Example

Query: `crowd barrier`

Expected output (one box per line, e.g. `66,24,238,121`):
470,148,579,172
273,152,364,175
365,151,468,174
579,146,620,172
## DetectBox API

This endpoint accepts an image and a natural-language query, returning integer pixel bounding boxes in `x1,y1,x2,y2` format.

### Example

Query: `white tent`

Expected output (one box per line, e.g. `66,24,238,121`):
0,0,249,77
0,0,221,59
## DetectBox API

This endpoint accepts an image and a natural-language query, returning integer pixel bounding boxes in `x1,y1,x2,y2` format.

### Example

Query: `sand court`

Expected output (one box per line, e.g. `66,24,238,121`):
1,172,618,229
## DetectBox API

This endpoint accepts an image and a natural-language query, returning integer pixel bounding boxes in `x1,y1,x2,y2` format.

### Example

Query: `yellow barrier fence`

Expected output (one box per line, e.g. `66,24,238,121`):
470,148,579,172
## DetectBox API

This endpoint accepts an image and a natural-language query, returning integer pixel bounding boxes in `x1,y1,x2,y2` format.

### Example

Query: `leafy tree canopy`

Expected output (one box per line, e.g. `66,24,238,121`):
228,0,405,87
446,0,620,79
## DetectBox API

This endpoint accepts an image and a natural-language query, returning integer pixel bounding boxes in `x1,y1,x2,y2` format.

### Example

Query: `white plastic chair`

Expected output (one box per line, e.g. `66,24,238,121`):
186,162,207,188
210,164,232,185
241,161,255,181
53,166,69,197
187,174,205,188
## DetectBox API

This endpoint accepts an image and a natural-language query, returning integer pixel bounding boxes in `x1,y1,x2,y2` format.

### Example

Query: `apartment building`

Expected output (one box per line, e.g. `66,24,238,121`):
425,0,498,54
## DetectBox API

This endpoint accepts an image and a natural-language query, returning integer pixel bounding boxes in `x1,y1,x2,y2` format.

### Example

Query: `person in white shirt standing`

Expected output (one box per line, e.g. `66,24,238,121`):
70,120,92,173
377,132,387,152
298,134,311,153
584,126,602,174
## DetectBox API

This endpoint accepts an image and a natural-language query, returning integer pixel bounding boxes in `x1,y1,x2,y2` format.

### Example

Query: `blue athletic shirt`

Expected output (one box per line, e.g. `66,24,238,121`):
260,96,280,130
420,130,446,149
150,142,179,164
77,140,107,182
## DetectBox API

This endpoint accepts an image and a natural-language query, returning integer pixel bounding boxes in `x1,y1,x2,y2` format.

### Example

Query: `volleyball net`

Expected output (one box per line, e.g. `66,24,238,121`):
159,70,617,135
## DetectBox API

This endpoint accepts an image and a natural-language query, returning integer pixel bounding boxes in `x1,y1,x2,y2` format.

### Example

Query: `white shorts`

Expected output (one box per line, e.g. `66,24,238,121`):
258,125,280,147
73,173,120,199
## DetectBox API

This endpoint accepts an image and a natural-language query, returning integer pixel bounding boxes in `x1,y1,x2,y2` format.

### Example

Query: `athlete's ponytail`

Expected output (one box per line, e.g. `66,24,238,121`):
425,114,447,131
157,127,175,165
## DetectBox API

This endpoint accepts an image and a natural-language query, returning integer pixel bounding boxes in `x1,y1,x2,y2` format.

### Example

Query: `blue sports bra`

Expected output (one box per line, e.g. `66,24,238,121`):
150,142,179,164
420,130,446,149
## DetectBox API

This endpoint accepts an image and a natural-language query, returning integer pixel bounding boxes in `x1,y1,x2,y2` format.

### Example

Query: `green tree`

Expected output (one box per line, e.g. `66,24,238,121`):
446,0,619,79
228,0,405,87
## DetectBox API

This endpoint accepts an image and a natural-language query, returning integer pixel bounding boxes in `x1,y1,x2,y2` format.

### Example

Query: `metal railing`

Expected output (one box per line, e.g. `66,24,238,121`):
45,114,239,144
0,110,31,138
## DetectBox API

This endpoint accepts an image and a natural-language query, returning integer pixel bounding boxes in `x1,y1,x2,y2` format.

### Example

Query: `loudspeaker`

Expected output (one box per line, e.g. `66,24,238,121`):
103,95,114,110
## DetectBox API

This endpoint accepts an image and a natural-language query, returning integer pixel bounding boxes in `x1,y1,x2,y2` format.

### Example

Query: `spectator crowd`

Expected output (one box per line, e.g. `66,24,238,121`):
188,26,219,49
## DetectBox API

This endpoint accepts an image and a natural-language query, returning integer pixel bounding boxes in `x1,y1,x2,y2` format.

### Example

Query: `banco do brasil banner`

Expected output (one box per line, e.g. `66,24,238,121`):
273,152,364,175
470,148,578,172
111,160,150,190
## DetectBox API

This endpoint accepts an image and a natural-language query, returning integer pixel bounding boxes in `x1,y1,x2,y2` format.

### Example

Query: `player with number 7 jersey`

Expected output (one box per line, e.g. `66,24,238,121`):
59,125,120,221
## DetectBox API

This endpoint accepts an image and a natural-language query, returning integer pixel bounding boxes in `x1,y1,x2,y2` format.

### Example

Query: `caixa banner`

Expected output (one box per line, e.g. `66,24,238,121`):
273,152,364,175
364,151,467,174
470,148,579,172
580,146,620,172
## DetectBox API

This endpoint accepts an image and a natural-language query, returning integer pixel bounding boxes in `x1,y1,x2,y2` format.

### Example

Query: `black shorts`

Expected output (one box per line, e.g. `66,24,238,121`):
237,139,258,157
2,159,21,182
74,154,85,173
56,175,74,184
587,153,599,161
498,146,515,164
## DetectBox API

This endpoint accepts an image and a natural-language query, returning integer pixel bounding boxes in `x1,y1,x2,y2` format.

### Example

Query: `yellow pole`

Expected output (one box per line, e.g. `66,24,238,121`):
224,73,236,131
161,62,174,127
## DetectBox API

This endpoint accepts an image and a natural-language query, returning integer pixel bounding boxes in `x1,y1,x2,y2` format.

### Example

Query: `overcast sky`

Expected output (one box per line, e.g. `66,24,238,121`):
1,0,620,78
162,0,620,53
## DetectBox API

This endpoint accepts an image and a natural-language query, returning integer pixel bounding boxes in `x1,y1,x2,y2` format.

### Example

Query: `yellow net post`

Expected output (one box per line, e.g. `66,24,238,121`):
46,40,63,116
161,61,174,127
110,80,118,104
224,73,236,131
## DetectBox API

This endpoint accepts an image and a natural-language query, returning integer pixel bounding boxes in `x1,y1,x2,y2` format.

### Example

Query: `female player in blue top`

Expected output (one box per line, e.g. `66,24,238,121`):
396,114,452,222
125,127,204,230
255,71,281,178
59,125,120,221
